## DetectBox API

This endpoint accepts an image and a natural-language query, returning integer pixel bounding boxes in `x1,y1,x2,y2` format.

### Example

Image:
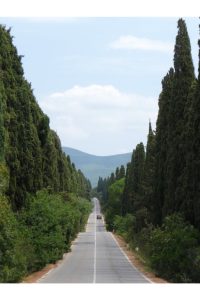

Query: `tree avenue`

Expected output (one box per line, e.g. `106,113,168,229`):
0,25,91,282
97,19,200,283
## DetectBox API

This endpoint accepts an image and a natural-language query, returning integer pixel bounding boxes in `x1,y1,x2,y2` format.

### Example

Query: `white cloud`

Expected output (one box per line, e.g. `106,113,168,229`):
110,35,173,53
40,84,158,155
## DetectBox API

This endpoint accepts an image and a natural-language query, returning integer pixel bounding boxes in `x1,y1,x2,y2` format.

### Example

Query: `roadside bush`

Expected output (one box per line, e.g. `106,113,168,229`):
20,190,92,271
0,190,92,281
134,207,151,233
113,214,136,239
104,178,125,231
149,213,200,282
0,163,9,194
0,196,27,282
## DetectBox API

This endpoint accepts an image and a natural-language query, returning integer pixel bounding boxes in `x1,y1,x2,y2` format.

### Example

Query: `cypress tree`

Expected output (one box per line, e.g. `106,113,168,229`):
122,152,135,214
109,172,115,185
119,165,125,179
153,68,174,224
131,142,145,212
164,18,195,217
0,70,5,161
123,143,145,215
142,121,156,217
115,167,120,180
122,162,131,215
182,24,200,229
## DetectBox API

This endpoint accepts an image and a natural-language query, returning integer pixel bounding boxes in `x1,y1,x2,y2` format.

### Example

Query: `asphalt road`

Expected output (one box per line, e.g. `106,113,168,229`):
38,198,151,283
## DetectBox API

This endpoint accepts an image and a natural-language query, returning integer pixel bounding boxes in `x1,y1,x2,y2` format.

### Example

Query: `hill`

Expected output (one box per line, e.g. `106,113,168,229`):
63,147,132,187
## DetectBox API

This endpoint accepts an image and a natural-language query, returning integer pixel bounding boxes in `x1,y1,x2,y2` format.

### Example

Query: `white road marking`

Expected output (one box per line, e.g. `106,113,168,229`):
110,232,153,283
36,269,53,282
93,200,97,283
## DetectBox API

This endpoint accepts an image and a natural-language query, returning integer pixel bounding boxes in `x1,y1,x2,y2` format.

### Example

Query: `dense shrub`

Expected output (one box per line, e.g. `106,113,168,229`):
0,196,27,282
149,214,200,282
0,190,91,282
20,190,92,271
113,214,136,238
0,163,9,194
104,178,125,231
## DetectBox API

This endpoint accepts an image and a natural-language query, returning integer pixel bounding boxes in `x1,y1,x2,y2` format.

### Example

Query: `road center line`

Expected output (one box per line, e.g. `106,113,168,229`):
93,199,97,283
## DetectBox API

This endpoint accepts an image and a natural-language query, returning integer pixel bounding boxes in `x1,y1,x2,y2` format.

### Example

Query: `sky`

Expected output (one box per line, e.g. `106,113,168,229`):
0,17,199,155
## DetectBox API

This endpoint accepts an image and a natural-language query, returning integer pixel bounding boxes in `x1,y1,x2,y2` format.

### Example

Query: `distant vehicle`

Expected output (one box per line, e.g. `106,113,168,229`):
97,214,102,220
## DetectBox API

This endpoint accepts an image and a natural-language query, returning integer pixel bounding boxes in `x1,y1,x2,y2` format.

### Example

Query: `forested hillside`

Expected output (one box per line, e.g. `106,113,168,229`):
63,146,132,187
97,19,200,283
0,25,91,282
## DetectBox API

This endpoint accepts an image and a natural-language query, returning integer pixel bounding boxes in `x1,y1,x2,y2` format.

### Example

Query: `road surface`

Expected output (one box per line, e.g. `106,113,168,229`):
38,198,151,283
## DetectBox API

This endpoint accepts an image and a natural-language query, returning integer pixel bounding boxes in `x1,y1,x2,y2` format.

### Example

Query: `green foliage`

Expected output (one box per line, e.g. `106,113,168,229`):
0,163,9,194
104,178,125,231
113,214,136,238
20,190,92,271
118,165,125,179
0,24,92,282
142,122,155,216
122,162,133,214
153,69,174,225
0,25,91,210
0,191,91,282
163,19,195,220
98,19,200,283
0,73,6,161
149,214,200,282
122,143,145,215
1,18,200,284
0,195,27,282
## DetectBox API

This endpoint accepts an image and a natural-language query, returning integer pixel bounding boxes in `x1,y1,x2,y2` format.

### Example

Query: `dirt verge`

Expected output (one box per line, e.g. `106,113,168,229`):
113,233,168,283
22,252,70,283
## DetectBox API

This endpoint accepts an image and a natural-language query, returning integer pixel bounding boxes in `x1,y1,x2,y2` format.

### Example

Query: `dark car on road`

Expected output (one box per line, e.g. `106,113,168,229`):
97,214,102,220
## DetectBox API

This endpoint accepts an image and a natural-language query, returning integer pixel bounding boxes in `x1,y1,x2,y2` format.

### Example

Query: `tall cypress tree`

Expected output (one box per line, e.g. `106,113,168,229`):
142,121,155,217
122,151,135,214
182,24,200,229
163,19,195,218
0,67,9,195
153,68,174,224
109,172,115,185
131,143,145,212
119,165,125,179
192,25,200,228
115,167,120,180
0,70,5,161
122,162,131,215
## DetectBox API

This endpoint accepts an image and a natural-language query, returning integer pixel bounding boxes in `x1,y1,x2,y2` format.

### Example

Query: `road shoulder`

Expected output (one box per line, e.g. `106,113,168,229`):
113,233,168,283
22,252,71,283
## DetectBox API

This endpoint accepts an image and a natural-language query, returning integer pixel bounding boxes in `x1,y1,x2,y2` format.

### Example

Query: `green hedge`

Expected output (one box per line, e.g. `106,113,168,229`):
110,211,200,282
0,195,27,282
0,190,92,282
149,214,200,282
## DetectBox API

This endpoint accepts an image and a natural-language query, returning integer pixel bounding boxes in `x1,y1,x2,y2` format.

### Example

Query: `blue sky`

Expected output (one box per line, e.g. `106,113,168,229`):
0,17,199,155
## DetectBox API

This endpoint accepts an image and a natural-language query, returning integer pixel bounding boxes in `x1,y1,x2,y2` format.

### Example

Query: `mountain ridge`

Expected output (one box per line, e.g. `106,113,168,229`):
63,147,132,187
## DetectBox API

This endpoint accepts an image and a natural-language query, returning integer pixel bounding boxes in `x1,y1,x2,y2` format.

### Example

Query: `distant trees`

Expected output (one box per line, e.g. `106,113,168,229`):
97,164,126,231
